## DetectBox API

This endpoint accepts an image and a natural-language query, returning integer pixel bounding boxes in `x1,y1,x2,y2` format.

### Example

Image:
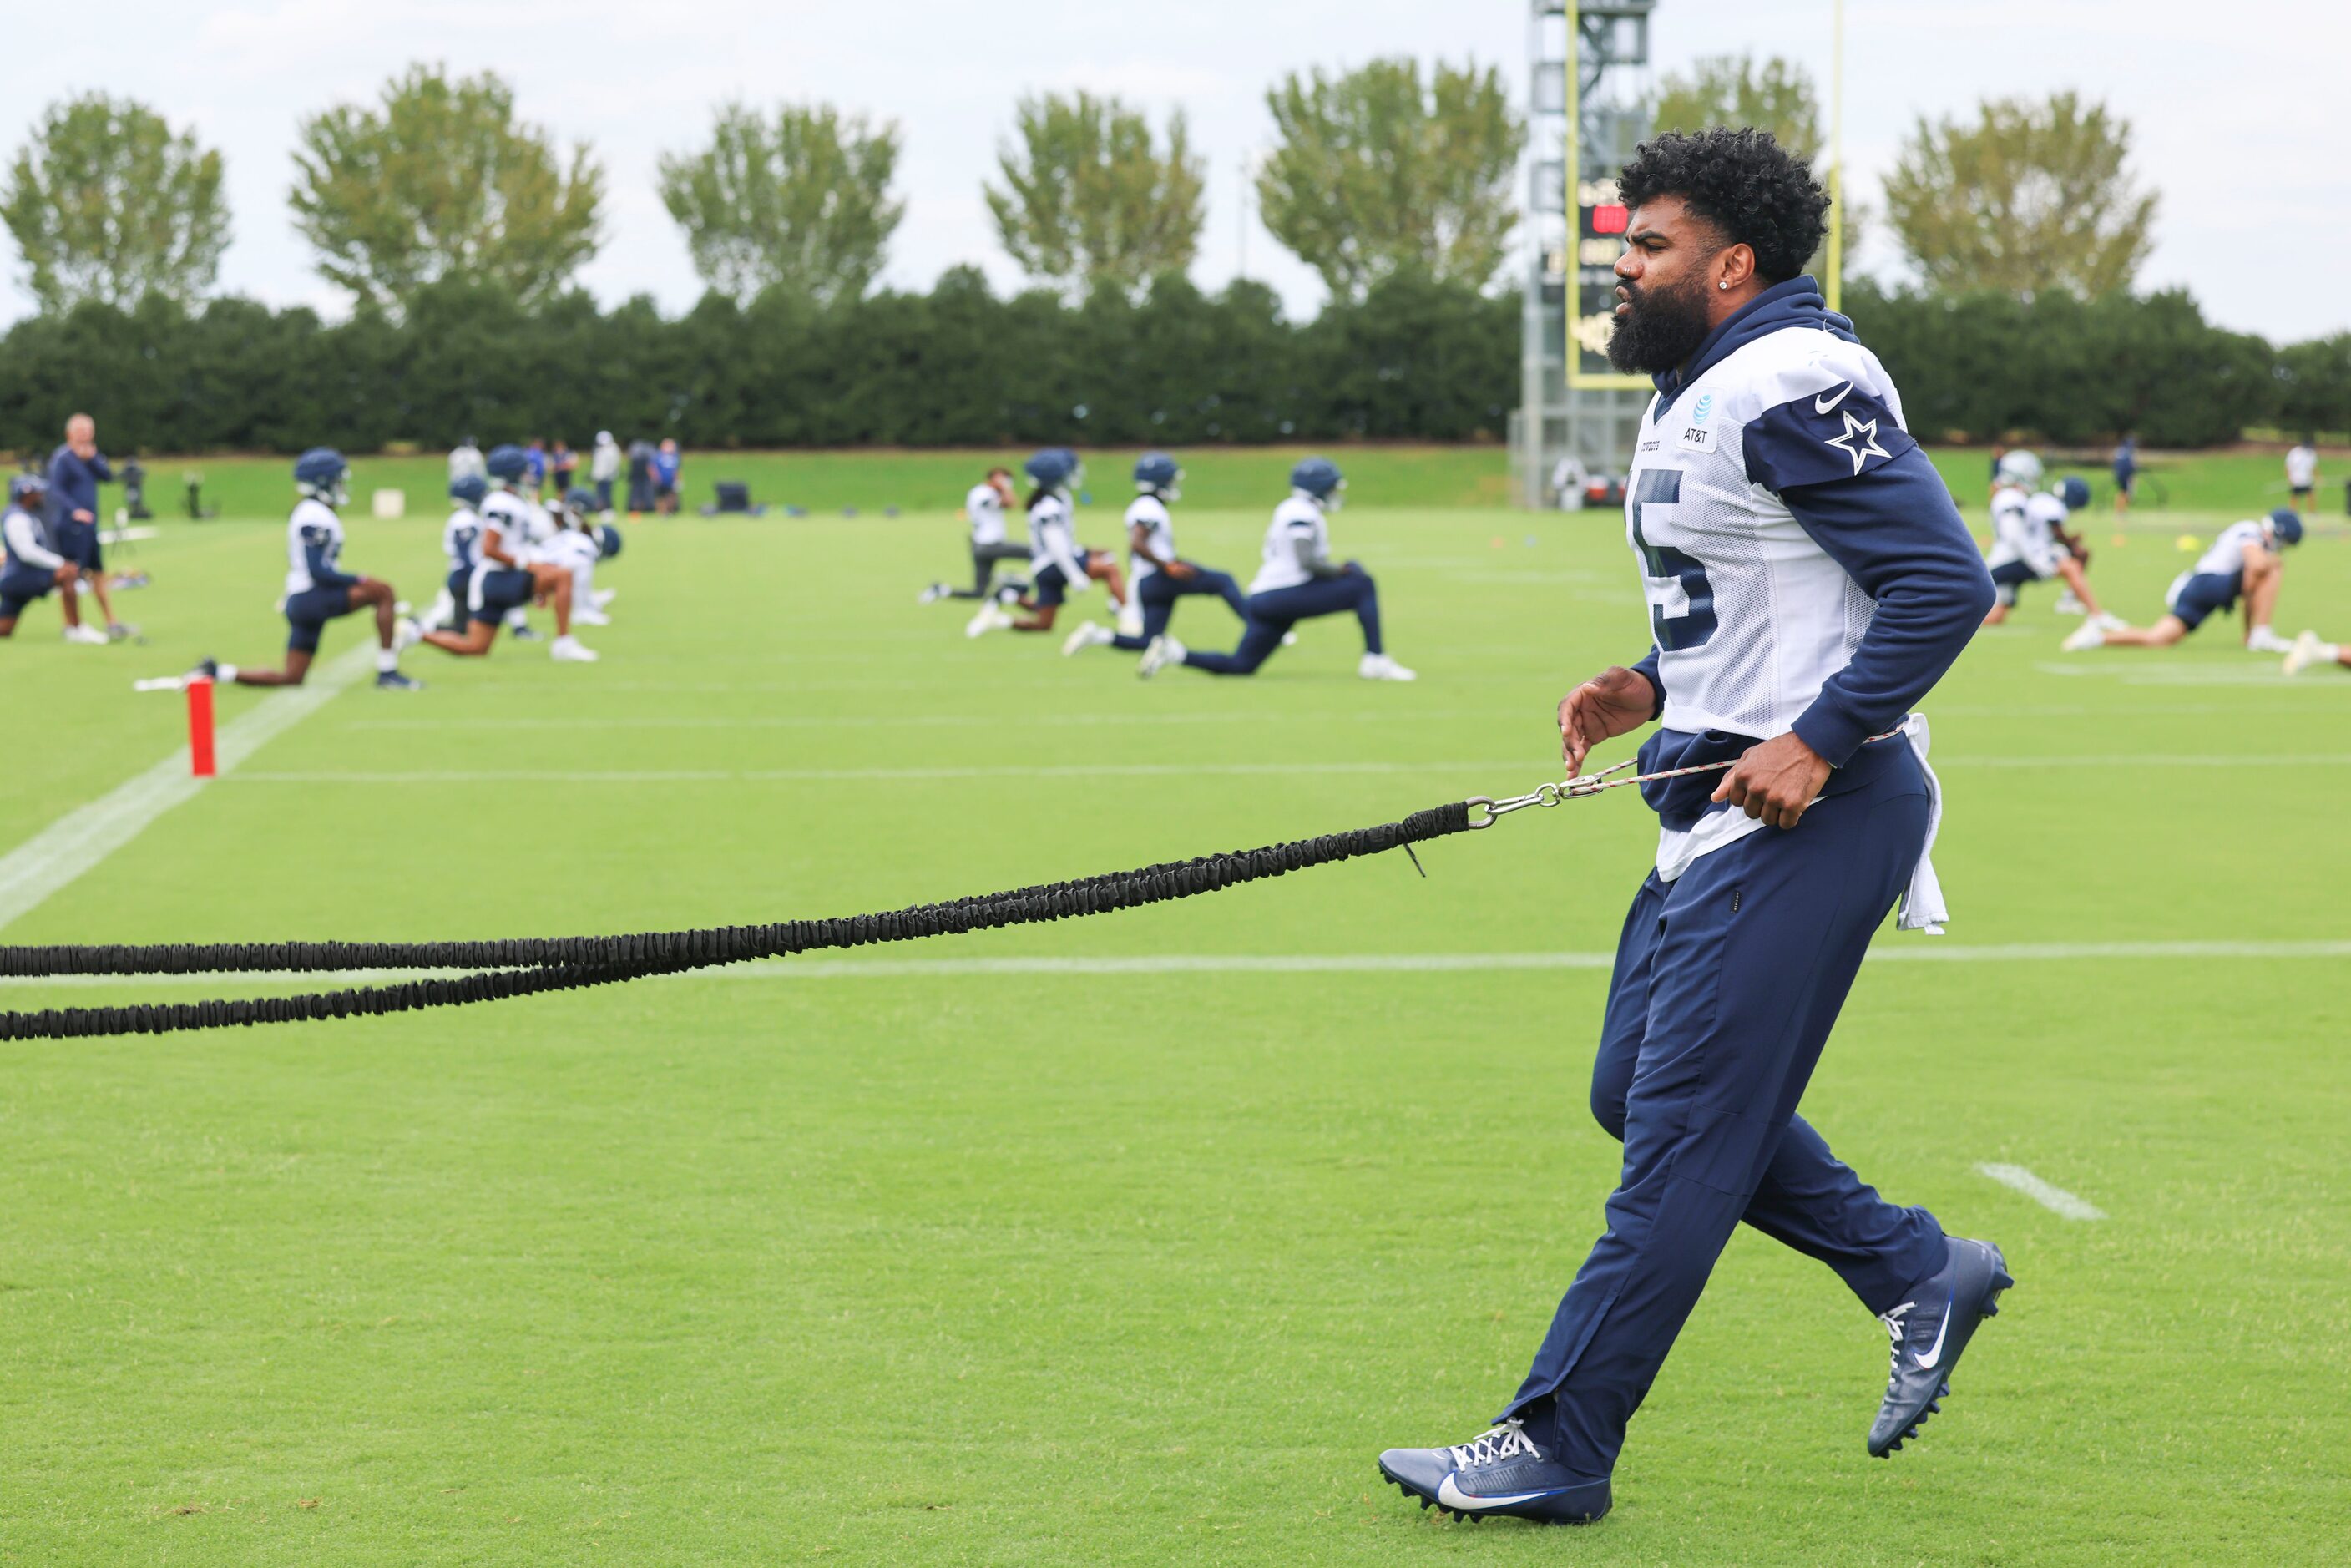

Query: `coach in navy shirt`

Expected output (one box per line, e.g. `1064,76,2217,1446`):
46,412,121,635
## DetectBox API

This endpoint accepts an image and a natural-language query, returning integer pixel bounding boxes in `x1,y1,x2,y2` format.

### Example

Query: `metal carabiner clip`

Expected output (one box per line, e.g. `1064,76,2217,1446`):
1464,781,1567,828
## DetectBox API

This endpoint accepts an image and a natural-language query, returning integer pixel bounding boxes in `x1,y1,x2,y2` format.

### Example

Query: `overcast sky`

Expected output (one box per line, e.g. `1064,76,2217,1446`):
10,1,2341,341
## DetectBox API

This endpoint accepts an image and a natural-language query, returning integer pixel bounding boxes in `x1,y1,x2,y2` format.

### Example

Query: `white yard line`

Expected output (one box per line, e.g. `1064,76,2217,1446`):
342,707,1523,731
222,754,2351,786
227,760,1531,784
6,938,2343,989
0,642,376,935
1977,1163,2107,1220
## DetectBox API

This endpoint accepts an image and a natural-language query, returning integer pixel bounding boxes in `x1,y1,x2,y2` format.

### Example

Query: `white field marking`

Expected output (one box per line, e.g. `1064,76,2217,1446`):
1943,753,2351,769
341,707,1524,732
227,760,1534,785
0,641,377,934
1976,1163,2107,1221
224,754,2351,786
8,939,2345,989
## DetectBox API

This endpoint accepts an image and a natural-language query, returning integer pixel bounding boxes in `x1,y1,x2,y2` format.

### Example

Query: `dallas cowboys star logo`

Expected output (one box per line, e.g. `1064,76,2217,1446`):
1823,409,1889,475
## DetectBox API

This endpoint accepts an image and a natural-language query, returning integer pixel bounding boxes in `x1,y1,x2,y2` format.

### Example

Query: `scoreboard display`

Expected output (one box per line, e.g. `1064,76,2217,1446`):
1569,177,1641,388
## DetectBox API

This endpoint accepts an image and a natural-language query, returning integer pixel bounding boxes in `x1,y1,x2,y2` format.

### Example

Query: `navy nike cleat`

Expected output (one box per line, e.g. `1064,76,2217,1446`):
376,669,424,691
1378,1419,1610,1525
1869,1236,2014,1457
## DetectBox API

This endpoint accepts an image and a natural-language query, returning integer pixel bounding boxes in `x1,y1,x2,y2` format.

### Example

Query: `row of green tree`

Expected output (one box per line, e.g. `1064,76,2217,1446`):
4,62,1523,313
6,55,2171,315
3,271,2341,455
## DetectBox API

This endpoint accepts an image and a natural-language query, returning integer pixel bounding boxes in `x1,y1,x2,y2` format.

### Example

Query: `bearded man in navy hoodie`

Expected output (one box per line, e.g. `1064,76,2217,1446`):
1376,129,2010,1526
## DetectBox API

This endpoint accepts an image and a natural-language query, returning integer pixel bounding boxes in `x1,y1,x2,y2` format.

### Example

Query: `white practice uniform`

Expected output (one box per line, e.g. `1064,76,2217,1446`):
1246,494,1331,594
473,490,539,618
284,498,349,596
1985,489,2071,604
3,505,65,574
2286,445,2317,491
968,482,1010,548
1027,492,1089,597
1126,493,1176,588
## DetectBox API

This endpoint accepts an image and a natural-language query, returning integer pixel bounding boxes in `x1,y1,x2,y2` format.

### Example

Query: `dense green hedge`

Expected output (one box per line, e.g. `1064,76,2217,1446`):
1842,282,2300,448
0,269,2338,456
0,268,1517,455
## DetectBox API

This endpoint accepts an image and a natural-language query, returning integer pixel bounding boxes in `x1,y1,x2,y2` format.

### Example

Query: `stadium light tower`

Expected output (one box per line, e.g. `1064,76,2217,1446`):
1517,0,1656,508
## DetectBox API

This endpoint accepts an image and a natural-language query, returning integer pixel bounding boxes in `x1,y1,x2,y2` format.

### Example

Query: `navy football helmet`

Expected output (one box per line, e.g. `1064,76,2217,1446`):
1290,456,1345,503
486,443,532,483
2269,508,2305,548
449,473,488,508
597,523,623,559
8,472,47,508
2057,476,2091,510
293,447,349,503
1134,452,1182,497
1024,448,1080,489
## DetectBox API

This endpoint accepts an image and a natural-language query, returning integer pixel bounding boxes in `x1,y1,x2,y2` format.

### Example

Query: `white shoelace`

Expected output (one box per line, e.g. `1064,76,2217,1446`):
1878,1300,1917,1388
1447,1419,1540,1470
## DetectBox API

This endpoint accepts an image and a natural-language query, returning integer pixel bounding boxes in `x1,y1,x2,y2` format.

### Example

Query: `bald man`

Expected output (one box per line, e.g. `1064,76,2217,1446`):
46,413,124,638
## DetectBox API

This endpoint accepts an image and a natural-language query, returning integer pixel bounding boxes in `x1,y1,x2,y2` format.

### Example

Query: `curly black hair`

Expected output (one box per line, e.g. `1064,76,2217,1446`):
1616,128,1830,284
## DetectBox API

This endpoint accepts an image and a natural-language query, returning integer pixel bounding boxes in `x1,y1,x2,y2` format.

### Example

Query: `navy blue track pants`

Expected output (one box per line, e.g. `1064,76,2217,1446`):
1110,564,1248,650
1180,570,1383,675
1503,736,1947,1480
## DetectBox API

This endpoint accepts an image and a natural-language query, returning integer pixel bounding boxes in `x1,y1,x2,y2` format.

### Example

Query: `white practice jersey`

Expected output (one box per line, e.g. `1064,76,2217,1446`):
283,498,348,595
2193,520,2268,581
1126,494,1176,584
967,483,1009,547
1027,492,1087,586
442,506,484,576
2286,445,2318,488
1625,331,1914,742
478,491,535,579
1986,489,2068,579
3,505,63,571
1247,494,1331,594
540,529,601,570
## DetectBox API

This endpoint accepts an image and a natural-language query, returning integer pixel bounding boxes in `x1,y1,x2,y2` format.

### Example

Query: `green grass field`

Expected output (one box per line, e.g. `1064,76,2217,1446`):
2,461,2348,1565
131,440,2344,523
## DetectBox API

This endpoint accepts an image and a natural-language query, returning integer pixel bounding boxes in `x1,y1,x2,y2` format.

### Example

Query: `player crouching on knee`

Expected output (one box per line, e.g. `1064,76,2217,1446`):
966,448,1128,638
419,444,598,662
1140,457,1414,681
0,473,103,643
1982,466,2119,630
193,448,422,690
543,488,614,626
2065,508,2302,652
1061,452,1251,660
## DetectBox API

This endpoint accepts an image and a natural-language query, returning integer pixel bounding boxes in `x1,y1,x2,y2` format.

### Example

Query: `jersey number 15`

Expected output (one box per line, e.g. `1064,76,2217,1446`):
1630,468,1717,650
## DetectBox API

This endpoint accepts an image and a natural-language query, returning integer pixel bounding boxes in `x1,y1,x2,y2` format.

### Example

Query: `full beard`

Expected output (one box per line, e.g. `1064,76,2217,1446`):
1605,272,1715,376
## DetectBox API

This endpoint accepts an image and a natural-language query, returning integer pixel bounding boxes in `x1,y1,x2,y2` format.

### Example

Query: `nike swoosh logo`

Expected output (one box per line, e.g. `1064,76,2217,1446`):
1815,382,1854,414
1915,1293,1954,1370
1438,1474,1564,1510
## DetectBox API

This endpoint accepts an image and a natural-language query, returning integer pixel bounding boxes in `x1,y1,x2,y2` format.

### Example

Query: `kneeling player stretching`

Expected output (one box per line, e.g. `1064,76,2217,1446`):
419,445,599,661
1376,129,2007,1527
2062,509,2302,653
0,473,103,642
967,448,1126,637
1061,453,1247,659
1983,473,2117,628
195,448,421,690
1140,458,1413,680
